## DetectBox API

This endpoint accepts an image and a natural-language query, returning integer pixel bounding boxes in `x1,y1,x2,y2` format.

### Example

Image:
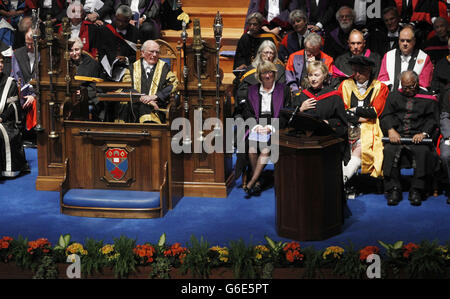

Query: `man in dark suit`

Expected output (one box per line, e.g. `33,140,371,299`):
368,6,402,57
278,9,311,63
10,28,37,146
323,6,355,59
97,5,139,82
297,0,334,32
114,0,161,42
24,0,67,25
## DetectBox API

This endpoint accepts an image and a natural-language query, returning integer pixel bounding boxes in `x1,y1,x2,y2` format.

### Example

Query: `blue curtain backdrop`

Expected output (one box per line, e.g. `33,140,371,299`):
0,148,449,249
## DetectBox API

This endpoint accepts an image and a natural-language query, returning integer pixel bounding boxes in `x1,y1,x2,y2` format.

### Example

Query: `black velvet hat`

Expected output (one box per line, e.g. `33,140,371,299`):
348,55,375,67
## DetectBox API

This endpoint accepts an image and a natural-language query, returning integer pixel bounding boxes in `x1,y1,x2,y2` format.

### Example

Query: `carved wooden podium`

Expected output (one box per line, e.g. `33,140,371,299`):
34,17,183,218
178,17,234,198
274,112,344,241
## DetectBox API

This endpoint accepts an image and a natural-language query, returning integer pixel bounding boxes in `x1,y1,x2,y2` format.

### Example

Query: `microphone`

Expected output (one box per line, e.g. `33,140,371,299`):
287,105,300,126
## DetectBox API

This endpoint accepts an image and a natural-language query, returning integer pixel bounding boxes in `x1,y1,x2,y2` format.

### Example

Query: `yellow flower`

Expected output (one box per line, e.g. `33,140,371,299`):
66,243,88,255
210,246,229,263
100,244,115,255
322,246,344,260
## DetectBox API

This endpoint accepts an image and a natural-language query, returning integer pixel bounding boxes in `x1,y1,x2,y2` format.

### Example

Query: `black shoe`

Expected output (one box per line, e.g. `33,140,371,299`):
409,189,422,206
252,182,262,196
21,163,31,174
386,188,402,206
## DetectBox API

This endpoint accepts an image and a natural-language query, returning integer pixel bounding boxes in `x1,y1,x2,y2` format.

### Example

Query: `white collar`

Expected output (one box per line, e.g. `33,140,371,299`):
387,31,399,37
142,59,155,71
259,82,275,94
356,80,368,88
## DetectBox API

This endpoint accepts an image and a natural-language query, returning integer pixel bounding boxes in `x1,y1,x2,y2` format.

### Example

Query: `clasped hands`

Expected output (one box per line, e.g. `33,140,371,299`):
140,95,159,109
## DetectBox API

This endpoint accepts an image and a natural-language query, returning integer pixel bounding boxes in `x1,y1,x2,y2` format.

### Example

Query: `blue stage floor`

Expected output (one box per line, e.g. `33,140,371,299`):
1,148,449,250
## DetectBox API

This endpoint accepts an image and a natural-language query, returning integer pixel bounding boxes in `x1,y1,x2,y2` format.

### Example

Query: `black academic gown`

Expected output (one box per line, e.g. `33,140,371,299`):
380,89,440,182
291,86,348,140
0,74,27,177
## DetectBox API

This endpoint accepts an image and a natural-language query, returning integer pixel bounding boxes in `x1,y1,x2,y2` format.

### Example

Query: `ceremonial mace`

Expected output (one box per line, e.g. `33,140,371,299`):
31,9,44,132
44,15,58,139
181,20,191,145
213,12,223,137
192,19,204,142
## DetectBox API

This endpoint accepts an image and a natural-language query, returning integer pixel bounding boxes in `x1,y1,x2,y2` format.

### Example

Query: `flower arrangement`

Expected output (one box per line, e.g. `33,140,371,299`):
100,244,120,262
164,242,188,266
27,238,52,256
0,236,13,262
133,243,156,265
66,243,88,257
359,245,380,262
254,245,270,262
210,245,229,264
283,241,304,264
0,234,449,279
322,246,344,261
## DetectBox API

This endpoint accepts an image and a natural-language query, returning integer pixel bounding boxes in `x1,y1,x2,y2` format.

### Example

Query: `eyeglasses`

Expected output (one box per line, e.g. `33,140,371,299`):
262,51,275,55
403,84,417,90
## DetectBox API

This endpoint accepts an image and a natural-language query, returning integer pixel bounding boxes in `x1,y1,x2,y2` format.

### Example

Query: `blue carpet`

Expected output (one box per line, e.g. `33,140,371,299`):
0,148,449,249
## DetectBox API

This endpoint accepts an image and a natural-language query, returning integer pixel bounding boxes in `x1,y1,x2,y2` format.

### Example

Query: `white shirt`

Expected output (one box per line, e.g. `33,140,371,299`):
267,0,280,23
259,83,275,115
388,30,399,48
142,59,154,78
354,0,367,25
71,23,81,40
43,0,52,8
356,80,369,98
10,0,18,9
252,82,276,134
400,54,411,73
130,0,140,13
28,52,35,72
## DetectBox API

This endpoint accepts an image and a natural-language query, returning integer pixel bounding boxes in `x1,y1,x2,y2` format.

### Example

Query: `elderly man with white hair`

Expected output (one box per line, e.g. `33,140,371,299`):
116,40,179,124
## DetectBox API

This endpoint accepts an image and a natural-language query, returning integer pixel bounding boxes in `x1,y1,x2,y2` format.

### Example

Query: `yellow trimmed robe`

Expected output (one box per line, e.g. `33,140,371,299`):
117,58,178,123
338,79,389,177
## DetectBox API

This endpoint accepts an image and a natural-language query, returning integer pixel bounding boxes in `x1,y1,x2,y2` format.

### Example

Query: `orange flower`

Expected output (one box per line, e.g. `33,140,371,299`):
359,246,380,261
403,243,419,259
27,238,51,255
283,242,304,263
133,244,156,264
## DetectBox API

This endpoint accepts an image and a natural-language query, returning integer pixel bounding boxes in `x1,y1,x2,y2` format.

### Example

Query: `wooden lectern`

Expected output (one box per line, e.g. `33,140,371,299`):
274,111,344,241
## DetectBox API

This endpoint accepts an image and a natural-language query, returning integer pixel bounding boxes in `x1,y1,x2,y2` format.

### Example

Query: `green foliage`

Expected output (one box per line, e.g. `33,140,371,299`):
301,246,322,278
228,239,257,279
149,256,172,279
80,238,105,277
33,255,58,279
333,243,365,279
406,240,447,279
180,235,212,278
264,235,286,266
112,235,137,278
9,235,31,269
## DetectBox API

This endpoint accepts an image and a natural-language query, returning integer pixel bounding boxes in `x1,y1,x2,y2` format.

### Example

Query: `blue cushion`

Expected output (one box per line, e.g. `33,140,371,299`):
63,189,161,209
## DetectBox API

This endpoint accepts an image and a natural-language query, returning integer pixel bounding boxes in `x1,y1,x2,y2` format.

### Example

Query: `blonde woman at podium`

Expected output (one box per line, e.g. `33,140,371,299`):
291,61,348,142
239,60,291,197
